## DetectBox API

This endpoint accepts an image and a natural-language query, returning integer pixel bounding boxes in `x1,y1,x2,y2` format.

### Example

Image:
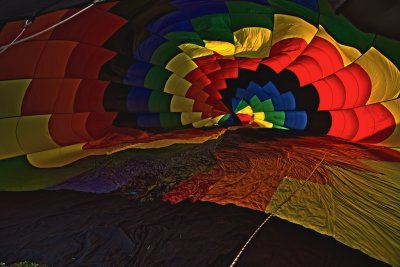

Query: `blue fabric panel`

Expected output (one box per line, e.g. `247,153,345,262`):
134,35,166,62
137,113,161,128
290,0,319,12
247,81,270,101
127,87,152,112
123,62,153,87
172,1,228,18
262,82,280,98
236,88,254,102
284,111,307,130
271,92,296,110
147,11,193,35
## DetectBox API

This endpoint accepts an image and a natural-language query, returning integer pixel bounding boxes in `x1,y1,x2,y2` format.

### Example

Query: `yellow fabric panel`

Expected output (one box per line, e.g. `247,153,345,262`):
380,100,400,147
254,119,273,128
317,26,361,66
204,40,235,57
192,118,213,128
178,43,214,59
27,143,86,168
233,27,271,58
170,95,194,112
0,117,24,160
181,112,203,125
266,161,400,267
236,105,253,115
16,115,59,154
272,14,317,45
0,79,31,118
166,53,198,77
253,112,265,120
211,115,224,124
356,48,400,104
164,74,191,96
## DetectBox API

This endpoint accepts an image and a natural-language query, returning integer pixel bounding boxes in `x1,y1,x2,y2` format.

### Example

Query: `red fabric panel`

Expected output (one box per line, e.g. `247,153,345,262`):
50,7,126,46
65,44,115,79
314,63,372,110
192,102,213,113
261,54,291,73
328,110,358,140
262,38,308,73
74,80,109,113
53,79,81,113
352,104,395,143
287,56,322,86
86,112,117,139
186,90,209,103
35,40,77,78
49,113,91,146
21,79,62,115
0,11,67,45
0,42,46,79
194,55,221,74
336,63,371,108
314,75,345,110
287,37,344,86
237,58,261,71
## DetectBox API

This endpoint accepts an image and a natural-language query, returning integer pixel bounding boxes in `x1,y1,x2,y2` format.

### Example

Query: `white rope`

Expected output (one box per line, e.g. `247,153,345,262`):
230,153,327,267
0,0,105,54
0,20,32,54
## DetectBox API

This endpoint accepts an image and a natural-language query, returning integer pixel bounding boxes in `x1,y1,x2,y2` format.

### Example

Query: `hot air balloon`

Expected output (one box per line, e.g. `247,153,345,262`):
0,0,399,266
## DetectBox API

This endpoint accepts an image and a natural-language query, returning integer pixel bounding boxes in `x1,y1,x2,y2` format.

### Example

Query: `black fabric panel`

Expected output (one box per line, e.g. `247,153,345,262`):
292,84,320,110
272,69,300,93
103,0,176,55
0,191,389,267
223,65,276,109
305,111,332,134
112,112,138,128
99,54,134,83
0,0,93,23
329,0,400,40
103,83,130,112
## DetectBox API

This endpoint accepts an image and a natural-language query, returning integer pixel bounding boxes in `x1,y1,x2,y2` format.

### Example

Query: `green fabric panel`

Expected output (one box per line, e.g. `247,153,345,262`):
144,67,171,91
227,2,273,31
0,156,93,191
235,99,249,112
150,42,181,66
373,35,400,68
160,113,183,129
269,0,318,25
164,31,205,46
264,111,285,125
249,95,262,107
218,114,231,125
273,125,288,130
148,91,172,112
318,0,375,53
253,99,274,112
191,13,234,42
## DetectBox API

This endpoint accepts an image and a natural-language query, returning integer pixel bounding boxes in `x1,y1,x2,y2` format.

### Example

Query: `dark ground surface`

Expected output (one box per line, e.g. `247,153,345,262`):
0,191,388,267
